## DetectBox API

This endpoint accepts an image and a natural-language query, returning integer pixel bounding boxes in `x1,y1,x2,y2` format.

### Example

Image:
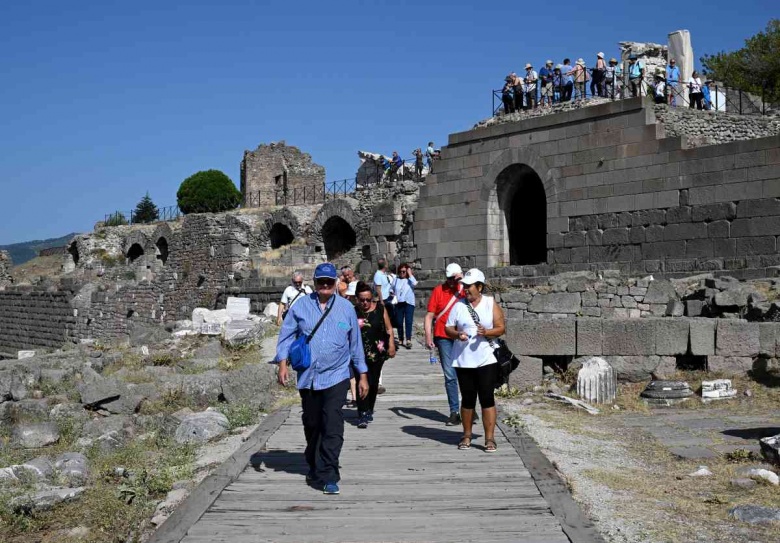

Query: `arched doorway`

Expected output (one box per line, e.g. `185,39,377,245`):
68,242,79,266
269,223,294,249
155,237,169,265
322,216,357,260
496,164,547,265
127,243,145,264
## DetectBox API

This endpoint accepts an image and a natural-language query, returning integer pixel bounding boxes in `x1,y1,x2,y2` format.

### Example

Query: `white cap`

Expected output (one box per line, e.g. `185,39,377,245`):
597,52,604,58
461,268,486,285
445,263,463,278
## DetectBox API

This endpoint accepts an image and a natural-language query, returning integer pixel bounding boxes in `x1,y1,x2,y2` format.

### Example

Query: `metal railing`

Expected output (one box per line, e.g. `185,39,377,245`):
492,68,772,117
104,205,182,226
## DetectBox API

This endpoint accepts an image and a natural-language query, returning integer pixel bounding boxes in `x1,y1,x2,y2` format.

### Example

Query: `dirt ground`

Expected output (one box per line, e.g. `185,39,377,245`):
500,380,780,543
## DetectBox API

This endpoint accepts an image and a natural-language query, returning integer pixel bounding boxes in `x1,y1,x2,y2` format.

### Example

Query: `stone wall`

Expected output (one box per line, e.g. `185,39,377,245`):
0,287,75,352
653,104,780,147
415,98,780,278
241,141,326,207
0,250,12,288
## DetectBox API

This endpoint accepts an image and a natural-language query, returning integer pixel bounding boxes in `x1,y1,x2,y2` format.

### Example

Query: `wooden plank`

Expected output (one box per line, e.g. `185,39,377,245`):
171,346,581,542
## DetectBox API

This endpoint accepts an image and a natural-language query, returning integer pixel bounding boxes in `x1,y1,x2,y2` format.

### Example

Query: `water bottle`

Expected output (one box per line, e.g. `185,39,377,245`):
429,351,438,365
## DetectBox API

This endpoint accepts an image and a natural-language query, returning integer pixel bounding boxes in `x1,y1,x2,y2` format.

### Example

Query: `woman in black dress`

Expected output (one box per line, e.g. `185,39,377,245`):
354,281,396,428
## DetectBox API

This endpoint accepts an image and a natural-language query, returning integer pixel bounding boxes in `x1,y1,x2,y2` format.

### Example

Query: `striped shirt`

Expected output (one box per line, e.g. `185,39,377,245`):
275,293,367,390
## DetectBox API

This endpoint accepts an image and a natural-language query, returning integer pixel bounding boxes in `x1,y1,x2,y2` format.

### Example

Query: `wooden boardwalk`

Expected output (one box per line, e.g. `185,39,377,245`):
176,343,581,543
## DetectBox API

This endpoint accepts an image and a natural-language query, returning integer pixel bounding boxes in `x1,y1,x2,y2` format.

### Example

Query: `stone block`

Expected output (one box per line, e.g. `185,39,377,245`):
501,291,533,304
707,220,730,238
654,319,689,355
604,355,661,382
736,237,776,256
645,225,665,242
528,292,581,314
759,323,780,357
508,356,543,390
576,318,602,355
666,300,685,317
629,226,645,244
685,300,706,317
504,319,576,356
563,231,586,248
692,202,736,222
602,319,655,355
643,241,686,259
664,223,707,241
643,280,678,304
716,320,760,357
707,356,754,376
666,206,692,224
737,198,780,218
586,230,603,246
602,228,629,245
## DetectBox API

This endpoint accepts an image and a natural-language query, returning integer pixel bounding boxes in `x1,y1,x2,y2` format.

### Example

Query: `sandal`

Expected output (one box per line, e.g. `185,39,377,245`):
458,436,472,450
484,439,497,453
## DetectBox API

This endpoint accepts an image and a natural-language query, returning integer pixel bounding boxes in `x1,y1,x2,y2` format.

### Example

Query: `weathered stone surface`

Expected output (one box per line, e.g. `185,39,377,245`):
76,376,121,407
714,285,759,308
15,456,55,483
220,364,275,409
684,299,705,317
605,356,662,382
640,380,694,399
602,320,655,355
701,379,737,400
528,293,581,314
507,356,543,390
222,319,264,348
654,319,689,356
504,320,576,356
11,422,60,449
576,318,602,356
12,486,86,513
760,434,780,466
744,468,779,486
263,302,279,318
729,505,780,525
12,398,50,421
716,320,760,357
690,319,715,356
54,452,89,486
759,323,780,357
576,357,616,404
643,280,678,304
174,410,229,444
707,356,754,375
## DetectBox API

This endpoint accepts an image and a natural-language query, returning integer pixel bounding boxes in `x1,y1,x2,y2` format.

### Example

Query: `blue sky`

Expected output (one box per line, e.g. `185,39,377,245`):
0,0,775,245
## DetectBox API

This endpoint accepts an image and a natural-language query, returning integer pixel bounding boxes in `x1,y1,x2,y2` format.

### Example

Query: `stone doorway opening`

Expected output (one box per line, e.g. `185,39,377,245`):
322,216,356,260
127,243,145,264
269,223,295,249
155,237,169,265
496,164,547,265
68,242,79,266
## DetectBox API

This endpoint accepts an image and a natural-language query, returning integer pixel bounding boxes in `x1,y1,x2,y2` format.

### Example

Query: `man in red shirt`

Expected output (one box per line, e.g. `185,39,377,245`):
425,263,467,425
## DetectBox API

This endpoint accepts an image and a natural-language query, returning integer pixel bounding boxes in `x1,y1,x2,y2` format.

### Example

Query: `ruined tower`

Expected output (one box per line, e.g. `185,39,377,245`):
240,141,326,207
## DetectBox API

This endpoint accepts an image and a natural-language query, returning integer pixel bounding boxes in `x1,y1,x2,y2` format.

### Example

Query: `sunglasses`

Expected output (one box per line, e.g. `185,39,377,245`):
293,281,303,286
357,297,372,304
315,278,336,287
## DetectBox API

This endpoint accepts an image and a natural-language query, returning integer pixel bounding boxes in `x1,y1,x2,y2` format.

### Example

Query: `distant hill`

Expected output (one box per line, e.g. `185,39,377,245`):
0,233,78,266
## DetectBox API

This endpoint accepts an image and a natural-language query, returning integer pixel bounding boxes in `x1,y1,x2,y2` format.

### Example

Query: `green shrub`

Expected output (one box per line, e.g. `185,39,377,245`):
177,169,241,214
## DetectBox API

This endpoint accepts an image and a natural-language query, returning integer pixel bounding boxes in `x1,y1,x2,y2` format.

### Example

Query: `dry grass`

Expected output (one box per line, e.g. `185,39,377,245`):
10,255,65,284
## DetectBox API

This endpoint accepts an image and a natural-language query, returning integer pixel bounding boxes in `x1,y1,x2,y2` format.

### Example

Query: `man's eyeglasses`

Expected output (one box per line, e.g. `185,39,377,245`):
315,279,336,287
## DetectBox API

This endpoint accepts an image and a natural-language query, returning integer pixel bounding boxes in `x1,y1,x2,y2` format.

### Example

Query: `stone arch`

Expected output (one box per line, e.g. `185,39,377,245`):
151,223,173,266
67,240,80,267
126,243,145,264
479,147,557,268
321,216,357,260
310,200,356,244
262,208,300,249
269,223,294,249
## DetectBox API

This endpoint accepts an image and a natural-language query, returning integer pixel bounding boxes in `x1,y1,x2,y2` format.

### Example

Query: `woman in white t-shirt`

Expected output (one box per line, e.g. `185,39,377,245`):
445,268,506,453
688,71,704,110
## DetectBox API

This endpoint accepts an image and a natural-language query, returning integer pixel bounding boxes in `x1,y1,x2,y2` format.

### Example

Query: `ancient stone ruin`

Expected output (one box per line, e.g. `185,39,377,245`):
0,250,13,288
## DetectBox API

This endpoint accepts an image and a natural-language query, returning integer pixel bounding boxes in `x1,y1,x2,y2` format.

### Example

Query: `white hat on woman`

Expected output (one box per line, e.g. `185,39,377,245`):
460,268,486,285
445,263,463,278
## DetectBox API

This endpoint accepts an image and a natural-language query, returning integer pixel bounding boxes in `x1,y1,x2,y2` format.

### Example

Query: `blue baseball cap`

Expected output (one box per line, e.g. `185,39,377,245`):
314,262,338,280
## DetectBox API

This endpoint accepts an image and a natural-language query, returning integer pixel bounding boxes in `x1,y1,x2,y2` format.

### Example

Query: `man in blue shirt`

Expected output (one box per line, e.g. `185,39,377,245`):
666,58,681,106
561,58,574,101
276,262,368,495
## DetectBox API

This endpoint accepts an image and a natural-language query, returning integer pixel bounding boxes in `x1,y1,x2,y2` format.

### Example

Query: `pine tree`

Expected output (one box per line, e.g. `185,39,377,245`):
133,192,159,224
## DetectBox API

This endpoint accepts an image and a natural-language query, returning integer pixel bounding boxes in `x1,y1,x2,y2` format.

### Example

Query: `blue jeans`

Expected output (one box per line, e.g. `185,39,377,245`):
395,302,415,341
434,337,459,414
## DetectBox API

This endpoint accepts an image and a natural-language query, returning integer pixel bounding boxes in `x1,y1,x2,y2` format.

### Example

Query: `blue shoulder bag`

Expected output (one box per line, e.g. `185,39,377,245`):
289,298,334,372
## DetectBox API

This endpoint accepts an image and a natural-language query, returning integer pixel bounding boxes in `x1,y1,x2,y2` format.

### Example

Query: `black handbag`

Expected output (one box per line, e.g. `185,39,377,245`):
462,300,519,389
